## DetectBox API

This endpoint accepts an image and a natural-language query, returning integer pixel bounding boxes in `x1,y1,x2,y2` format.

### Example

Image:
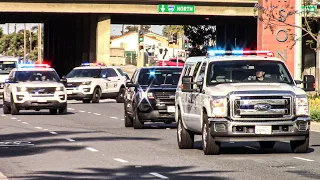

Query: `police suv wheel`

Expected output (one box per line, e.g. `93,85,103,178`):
290,136,309,153
116,87,126,103
58,107,67,114
83,99,91,103
177,109,194,149
92,88,101,103
202,112,220,155
49,109,57,115
10,96,19,115
3,98,10,114
124,102,133,127
133,107,144,129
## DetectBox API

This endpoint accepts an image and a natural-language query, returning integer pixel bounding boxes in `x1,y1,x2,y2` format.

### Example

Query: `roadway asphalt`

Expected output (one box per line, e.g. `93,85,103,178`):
1,99,320,180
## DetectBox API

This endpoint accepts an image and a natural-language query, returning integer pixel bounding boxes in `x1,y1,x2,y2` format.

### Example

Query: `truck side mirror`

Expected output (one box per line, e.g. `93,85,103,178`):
181,76,196,92
303,75,315,92
126,81,136,88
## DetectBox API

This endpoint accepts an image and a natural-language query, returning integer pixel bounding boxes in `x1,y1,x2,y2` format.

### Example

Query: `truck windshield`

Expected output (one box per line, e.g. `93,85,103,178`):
66,69,101,78
15,71,60,82
138,68,182,86
207,60,294,85
0,61,17,74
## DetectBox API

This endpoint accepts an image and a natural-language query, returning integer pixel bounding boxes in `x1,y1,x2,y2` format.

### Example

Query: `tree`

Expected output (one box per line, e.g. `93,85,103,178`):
183,25,216,56
0,27,3,38
162,25,184,38
254,0,319,89
125,25,151,33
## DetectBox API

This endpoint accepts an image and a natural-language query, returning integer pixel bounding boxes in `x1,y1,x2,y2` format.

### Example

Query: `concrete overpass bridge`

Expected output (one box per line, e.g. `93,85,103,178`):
0,0,258,75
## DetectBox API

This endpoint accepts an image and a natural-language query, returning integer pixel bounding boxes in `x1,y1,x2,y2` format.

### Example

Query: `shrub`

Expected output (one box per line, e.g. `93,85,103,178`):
310,108,320,122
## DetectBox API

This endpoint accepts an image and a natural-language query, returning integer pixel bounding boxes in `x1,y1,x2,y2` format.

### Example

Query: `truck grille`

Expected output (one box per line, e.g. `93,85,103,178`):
65,82,82,88
154,92,175,100
231,95,293,121
28,87,56,94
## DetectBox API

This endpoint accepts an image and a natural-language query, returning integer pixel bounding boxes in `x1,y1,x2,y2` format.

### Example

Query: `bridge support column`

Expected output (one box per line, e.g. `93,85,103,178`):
96,15,111,65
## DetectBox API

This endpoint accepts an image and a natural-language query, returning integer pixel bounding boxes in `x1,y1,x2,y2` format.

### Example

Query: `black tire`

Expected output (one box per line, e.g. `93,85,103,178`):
177,109,194,149
49,109,57,115
83,99,91,103
290,136,309,153
3,99,10,114
202,112,220,155
58,107,67,114
124,102,133,127
259,141,275,149
92,87,101,103
116,87,126,103
133,107,144,129
10,95,19,115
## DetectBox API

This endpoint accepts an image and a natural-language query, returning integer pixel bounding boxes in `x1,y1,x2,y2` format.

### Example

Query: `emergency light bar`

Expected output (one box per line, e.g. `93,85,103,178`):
18,64,51,69
207,50,274,57
81,62,105,67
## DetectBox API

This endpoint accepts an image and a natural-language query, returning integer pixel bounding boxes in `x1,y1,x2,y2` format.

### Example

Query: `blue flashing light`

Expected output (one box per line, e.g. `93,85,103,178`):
207,49,273,57
18,63,50,69
81,62,105,67
149,71,156,75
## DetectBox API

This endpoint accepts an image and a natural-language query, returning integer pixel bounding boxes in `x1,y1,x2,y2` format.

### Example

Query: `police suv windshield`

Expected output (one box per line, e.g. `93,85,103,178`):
207,60,294,85
138,68,182,86
15,71,60,82
66,69,101,78
0,61,17,74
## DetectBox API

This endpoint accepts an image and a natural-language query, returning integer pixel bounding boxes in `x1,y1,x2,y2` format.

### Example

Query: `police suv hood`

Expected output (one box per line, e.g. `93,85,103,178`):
206,83,306,96
66,77,95,82
16,81,64,87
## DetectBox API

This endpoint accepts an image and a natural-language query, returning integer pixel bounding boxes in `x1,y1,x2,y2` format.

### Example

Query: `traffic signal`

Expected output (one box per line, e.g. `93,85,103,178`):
138,30,144,42
184,39,188,49
172,33,177,44
139,45,144,50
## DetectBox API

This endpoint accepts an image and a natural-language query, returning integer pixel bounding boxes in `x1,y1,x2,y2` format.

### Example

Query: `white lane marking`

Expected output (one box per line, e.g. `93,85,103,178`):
1,114,6,117
88,112,91,114
43,129,49,131
11,117,17,120
311,130,320,133
113,158,128,163
65,138,75,142
0,171,8,180
79,110,85,112
49,132,58,135
150,173,169,179
94,113,101,116
86,147,98,152
245,146,260,151
67,108,75,110
110,116,118,119
121,118,124,121
17,120,21,122
35,127,42,129
22,122,28,124
293,157,314,162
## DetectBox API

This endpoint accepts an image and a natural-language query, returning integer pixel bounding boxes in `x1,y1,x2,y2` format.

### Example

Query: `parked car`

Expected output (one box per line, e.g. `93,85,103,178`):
158,58,185,67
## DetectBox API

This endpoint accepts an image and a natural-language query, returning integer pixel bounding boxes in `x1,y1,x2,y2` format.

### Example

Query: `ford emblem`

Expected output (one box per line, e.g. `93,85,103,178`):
254,104,271,111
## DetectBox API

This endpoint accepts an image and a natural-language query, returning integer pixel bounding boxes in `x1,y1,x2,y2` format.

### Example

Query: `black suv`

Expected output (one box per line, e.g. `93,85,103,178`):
124,66,183,129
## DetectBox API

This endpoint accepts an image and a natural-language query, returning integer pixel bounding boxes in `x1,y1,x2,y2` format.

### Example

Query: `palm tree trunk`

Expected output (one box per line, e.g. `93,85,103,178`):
24,23,27,63
29,24,32,54
38,23,41,62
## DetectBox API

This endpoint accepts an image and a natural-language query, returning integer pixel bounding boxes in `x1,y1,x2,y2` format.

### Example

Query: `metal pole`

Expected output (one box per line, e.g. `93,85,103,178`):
38,23,42,63
24,23,26,63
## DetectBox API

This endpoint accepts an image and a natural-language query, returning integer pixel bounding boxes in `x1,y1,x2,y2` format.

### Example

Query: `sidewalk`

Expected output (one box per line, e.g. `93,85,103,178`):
311,121,320,132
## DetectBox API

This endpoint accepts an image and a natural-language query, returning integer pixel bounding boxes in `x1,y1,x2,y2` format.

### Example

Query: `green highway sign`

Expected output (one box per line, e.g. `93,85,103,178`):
158,4,195,13
301,5,317,13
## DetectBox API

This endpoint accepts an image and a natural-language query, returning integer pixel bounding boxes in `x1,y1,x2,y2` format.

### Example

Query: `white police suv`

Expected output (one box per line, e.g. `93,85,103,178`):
63,63,127,103
0,56,19,97
3,63,67,115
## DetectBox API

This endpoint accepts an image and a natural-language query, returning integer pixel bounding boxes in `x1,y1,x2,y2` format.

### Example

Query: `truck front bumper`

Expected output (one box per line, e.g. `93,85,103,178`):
208,117,310,142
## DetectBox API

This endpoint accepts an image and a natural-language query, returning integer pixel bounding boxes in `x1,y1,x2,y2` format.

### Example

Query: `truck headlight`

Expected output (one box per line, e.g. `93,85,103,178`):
210,97,227,117
56,86,65,92
82,81,91,85
139,92,154,99
17,87,27,92
296,96,309,116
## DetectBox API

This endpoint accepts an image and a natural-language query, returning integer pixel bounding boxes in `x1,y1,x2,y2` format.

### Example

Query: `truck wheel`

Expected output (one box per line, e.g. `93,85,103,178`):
50,109,57,115
133,108,144,129
83,99,91,103
290,136,309,153
124,102,133,127
202,112,220,155
91,88,101,103
259,141,275,149
116,87,126,103
10,95,19,115
177,109,194,149
3,99,10,114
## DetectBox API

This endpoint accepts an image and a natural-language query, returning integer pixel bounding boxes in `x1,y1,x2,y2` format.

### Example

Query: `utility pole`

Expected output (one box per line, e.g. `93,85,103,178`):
24,23,26,63
7,24,9,34
38,23,42,63
29,24,32,56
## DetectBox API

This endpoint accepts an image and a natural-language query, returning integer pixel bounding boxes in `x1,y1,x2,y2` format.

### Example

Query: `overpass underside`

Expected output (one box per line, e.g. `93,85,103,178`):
0,13,257,75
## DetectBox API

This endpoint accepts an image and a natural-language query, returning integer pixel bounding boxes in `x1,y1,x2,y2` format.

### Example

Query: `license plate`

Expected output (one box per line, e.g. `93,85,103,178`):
67,90,73,95
255,126,272,134
37,97,47,103
167,106,175,113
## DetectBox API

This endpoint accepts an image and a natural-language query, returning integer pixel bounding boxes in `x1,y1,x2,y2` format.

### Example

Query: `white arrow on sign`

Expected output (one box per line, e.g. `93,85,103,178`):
161,5,165,12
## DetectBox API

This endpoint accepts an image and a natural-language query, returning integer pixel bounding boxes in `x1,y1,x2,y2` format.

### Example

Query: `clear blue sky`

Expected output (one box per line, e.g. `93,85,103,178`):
0,23,164,35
